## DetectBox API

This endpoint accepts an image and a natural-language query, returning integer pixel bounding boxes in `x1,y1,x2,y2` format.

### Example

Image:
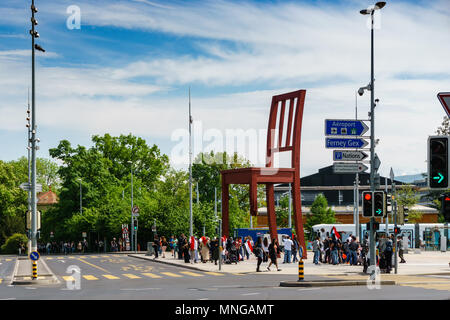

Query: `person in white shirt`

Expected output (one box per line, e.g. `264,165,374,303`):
282,236,294,264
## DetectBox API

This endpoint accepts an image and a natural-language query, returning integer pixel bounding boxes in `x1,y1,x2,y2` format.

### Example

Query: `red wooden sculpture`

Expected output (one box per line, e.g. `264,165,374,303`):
221,89,307,258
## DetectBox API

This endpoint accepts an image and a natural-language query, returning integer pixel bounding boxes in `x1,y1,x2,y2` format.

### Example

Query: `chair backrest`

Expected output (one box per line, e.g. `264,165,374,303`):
266,90,306,170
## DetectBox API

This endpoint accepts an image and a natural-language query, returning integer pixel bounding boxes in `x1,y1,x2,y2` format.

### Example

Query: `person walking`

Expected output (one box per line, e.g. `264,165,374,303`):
312,236,321,265
398,236,406,263
384,235,393,273
254,237,264,272
199,236,210,263
349,236,359,266
267,238,281,271
330,236,338,265
153,234,160,259
262,237,269,263
169,235,175,257
161,236,168,258
292,235,299,263
282,236,293,264
211,237,219,265
189,236,198,264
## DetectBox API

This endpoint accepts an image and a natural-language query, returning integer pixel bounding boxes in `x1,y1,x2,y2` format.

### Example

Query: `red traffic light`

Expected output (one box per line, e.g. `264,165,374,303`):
445,197,450,201
364,193,372,201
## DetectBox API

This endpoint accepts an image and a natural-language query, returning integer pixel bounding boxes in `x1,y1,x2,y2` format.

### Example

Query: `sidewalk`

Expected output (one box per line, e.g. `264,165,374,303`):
129,250,450,276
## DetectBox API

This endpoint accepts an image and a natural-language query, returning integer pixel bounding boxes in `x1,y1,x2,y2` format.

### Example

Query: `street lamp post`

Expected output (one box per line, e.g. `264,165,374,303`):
30,0,45,257
128,161,134,252
189,88,193,237
360,1,386,271
78,178,82,215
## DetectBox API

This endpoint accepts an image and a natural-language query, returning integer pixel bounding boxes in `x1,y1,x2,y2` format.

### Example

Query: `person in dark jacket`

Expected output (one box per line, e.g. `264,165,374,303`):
267,239,281,271
211,238,220,265
254,237,264,272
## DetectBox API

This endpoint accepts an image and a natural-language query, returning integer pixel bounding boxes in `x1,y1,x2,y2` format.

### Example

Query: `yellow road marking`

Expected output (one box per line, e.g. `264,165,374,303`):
76,258,110,273
46,257,53,260
161,272,183,278
205,272,224,276
180,271,204,277
123,274,141,279
79,256,88,259
83,275,99,280
142,273,162,279
63,276,75,281
5,259,12,262
57,257,65,259
102,275,120,280
0,279,3,284
90,256,99,258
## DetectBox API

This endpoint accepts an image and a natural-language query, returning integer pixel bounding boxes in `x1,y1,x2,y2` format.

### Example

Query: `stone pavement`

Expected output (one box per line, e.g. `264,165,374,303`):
130,250,450,277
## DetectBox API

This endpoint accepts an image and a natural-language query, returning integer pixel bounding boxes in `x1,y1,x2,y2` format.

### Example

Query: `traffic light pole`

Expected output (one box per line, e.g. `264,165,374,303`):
369,10,376,271
393,182,398,274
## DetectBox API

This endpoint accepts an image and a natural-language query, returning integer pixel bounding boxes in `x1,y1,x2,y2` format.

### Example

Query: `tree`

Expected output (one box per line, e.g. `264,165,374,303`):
304,194,336,234
46,134,169,242
0,160,27,246
436,116,450,135
396,185,420,224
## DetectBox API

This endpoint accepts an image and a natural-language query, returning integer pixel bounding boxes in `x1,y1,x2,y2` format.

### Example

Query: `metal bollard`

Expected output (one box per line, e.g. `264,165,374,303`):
298,259,304,281
32,262,38,280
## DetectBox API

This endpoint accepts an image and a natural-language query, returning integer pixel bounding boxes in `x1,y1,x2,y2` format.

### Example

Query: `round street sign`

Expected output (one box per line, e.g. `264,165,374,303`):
29,251,40,261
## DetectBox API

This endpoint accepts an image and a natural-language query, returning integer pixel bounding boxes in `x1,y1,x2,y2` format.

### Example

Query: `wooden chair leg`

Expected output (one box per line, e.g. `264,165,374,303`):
222,181,230,237
266,183,278,242
292,181,307,259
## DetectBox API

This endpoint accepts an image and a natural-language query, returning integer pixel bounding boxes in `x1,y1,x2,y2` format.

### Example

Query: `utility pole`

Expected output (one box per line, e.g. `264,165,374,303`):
189,88,193,237
26,90,32,254
360,2,386,271
30,0,45,259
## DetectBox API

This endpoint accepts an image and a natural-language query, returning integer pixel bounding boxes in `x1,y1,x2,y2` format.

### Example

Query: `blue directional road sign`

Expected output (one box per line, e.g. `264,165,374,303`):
325,119,369,136
325,138,368,149
29,251,40,261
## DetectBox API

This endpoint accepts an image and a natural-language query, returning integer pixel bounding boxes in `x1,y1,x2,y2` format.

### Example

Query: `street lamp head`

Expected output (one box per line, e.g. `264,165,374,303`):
375,2,386,10
31,5,38,13
35,44,45,52
358,87,365,96
360,9,371,15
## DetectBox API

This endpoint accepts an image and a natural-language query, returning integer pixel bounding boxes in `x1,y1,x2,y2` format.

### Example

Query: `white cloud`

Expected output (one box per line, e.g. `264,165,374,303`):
1,0,449,178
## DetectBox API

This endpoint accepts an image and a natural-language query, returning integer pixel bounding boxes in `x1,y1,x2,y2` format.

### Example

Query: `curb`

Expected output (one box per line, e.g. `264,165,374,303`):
280,280,396,288
11,258,60,286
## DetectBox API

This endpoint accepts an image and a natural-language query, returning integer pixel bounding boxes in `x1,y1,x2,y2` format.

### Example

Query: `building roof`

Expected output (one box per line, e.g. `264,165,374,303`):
37,188,58,205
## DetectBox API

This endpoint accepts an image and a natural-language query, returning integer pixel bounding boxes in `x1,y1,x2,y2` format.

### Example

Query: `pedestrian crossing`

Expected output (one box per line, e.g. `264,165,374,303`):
59,270,227,282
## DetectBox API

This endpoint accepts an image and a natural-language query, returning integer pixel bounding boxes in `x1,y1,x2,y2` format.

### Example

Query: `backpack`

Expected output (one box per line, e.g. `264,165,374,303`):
385,241,393,253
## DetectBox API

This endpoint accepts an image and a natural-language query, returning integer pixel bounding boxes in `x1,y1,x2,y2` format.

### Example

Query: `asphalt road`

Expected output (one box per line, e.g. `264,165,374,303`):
0,254,449,300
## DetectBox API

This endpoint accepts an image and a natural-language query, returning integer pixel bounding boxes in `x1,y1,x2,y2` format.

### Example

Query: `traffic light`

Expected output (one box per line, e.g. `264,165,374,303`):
134,219,138,231
403,206,409,224
441,194,450,222
374,191,385,217
394,227,401,234
362,191,373,217
428,136,449,189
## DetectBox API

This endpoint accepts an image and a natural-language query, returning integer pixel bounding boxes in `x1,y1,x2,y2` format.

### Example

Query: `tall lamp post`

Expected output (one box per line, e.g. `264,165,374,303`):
77,178,82,215
30,0,45,257
127,161,134,251
359,1,386,270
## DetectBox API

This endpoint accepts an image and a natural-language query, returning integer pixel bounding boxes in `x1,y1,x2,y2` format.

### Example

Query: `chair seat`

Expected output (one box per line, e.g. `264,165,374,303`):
221,167,295,185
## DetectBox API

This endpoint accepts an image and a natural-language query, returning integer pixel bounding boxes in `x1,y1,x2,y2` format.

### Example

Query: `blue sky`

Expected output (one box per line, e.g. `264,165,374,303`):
1,0,449,177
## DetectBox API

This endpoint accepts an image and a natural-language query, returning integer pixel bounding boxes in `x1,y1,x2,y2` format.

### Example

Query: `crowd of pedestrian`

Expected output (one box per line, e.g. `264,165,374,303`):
311,228,407,273
36,239,106,255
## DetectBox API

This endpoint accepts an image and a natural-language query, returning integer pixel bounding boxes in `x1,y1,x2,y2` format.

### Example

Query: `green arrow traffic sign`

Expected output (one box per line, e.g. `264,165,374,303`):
376,209,382,215
433,173,444,184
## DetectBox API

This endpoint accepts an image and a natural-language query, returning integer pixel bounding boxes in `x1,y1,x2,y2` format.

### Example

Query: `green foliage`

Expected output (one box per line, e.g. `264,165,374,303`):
304,194,336,233
396,185,419,223
46,134,169,242
0,160,28,247
1,233,28,254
